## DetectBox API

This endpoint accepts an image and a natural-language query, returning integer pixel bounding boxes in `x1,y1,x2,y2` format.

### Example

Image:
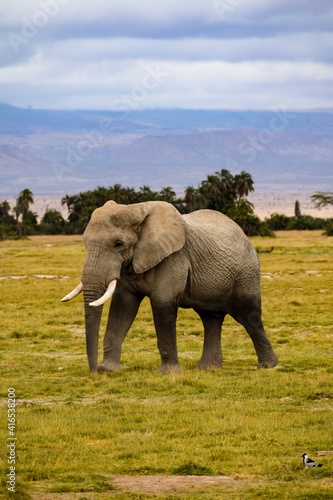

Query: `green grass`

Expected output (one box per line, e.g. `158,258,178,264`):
1,231,333,498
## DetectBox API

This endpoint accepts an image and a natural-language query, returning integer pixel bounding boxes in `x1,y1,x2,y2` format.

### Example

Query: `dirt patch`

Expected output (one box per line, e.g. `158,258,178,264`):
110,474,249,494
30,475,254,498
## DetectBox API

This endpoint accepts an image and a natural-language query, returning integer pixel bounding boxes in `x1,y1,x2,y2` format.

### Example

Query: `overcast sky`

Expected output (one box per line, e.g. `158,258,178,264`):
1,0,333,111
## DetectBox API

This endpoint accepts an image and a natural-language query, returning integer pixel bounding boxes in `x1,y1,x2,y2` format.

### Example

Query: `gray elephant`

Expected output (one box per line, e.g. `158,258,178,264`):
62,201,278,374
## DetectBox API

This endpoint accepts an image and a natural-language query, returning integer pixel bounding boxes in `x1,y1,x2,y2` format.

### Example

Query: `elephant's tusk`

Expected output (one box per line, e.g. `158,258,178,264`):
89,280,117,307
61,282,83,302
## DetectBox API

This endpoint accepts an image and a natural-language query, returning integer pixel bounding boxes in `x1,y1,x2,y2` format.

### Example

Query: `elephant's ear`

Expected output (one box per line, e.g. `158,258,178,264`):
131,202,188,274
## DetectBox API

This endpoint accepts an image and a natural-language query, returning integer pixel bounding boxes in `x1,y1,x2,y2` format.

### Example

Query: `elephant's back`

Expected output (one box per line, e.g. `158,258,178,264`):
183,209,258,269
181,209,260,307
183,209,244,238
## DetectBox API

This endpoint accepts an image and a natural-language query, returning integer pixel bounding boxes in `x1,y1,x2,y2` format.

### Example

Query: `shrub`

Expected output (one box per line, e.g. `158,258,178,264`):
266,213,330,231
233,215,275,237
324,220,333,236
266,213,290,231
287,215,328,230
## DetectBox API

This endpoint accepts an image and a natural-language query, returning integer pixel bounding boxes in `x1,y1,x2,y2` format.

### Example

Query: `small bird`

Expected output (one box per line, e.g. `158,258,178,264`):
260,246,274,254
302,453,323,468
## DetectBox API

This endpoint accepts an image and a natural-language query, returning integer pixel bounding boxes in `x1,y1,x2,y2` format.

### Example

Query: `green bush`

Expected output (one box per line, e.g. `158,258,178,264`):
287,215,327,230
324,220,333,236
266,213,330,231
233,215,275,237
0,223,18,240
266,213,290,231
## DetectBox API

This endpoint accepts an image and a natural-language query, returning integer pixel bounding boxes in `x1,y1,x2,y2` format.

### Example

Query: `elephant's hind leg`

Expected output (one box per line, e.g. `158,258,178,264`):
230,297,278,368
195,310,225,369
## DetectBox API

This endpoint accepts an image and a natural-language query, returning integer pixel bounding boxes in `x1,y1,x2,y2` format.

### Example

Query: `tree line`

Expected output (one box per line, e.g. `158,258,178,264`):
1,170,332,239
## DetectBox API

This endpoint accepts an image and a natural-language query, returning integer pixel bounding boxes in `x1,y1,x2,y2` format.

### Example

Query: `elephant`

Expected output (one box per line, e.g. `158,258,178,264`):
61,200,278,374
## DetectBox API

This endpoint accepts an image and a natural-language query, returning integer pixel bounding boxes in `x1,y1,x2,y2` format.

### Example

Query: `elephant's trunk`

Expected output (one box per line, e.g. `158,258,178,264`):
83,279,117,372
82,267,108,373
83,289,103,373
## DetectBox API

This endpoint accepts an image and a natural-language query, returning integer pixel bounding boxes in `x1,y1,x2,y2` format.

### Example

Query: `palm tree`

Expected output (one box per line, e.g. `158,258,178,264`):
13,189,35,235
159,186,176,203
41,209,65,234
42,209,65,225
215,169,234,199
109,184,125,204
93,186,110,207
199,171,236,212
233,171,254,199
15,189,34,222
0,200,11,217
61,194,74,212
137,185,158,202
184,186,196,212
229,198,255,218
199,175,221,210
122,187,138,204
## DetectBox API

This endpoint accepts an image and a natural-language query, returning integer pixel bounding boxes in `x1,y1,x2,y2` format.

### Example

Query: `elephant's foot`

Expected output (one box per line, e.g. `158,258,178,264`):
97,359,122,373
257,350,279,369
157,363,182,374
195,358,223,370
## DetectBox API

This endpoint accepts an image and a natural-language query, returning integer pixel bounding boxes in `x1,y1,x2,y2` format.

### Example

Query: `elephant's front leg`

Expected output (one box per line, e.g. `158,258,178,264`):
98,287,143,373
151,301,181,374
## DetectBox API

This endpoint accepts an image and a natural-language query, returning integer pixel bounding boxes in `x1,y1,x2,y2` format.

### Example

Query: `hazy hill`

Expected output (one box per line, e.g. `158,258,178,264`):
1,103,333,134
0,104,332,205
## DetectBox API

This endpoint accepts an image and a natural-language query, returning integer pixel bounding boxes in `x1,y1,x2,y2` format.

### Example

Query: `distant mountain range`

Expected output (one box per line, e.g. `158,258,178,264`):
0,103,332,201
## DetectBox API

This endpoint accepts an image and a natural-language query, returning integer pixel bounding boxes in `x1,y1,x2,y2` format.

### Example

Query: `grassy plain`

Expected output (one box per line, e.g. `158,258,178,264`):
0,231,332,499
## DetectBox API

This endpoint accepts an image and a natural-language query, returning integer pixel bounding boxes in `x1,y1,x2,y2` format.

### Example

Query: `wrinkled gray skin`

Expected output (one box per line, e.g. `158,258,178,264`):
73,200,278,374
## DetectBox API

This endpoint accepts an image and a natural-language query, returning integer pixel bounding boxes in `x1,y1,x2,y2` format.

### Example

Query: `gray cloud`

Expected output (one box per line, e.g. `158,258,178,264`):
2,0,332,42
0,0,332,110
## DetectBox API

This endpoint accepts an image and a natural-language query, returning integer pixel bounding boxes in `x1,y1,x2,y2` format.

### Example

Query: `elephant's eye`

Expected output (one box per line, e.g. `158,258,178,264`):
114,240,124,249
